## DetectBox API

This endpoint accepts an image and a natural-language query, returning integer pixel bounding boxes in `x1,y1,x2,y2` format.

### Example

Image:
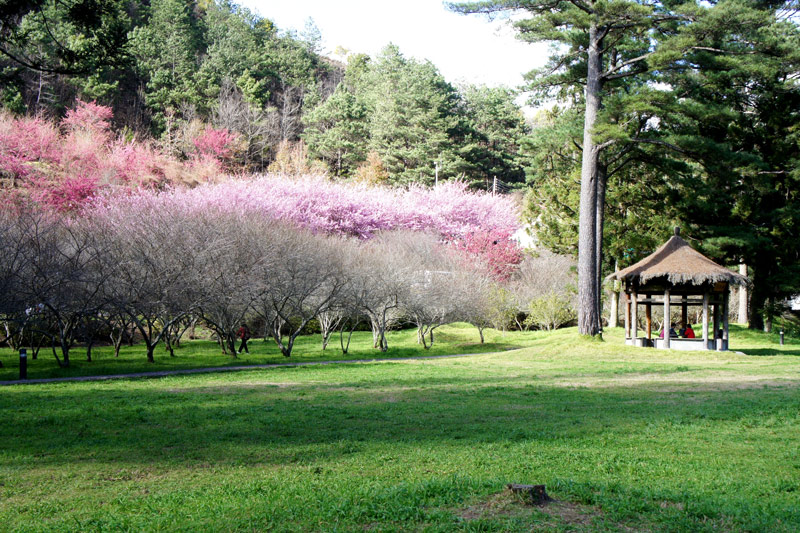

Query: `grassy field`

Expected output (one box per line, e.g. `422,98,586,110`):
0,323,528,381
2,326,799,531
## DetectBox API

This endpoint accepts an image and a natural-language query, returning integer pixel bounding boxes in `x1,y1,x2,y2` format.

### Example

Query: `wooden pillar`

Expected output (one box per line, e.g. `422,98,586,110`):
702,292,709,350
663,289,671,349
646,299,652,339
609,289,619,328
681,295,688,329
723,290,730,351
609,261,620,328
713,298,721,345
632,292,638,343
624,292,631,340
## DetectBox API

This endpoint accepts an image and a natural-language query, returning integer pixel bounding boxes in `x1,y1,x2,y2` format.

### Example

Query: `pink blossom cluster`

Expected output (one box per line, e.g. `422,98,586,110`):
193,127,239,164
92,176,520,241
0,101,236,212
90,176,523,279
453,230,525,281
61,99,114,137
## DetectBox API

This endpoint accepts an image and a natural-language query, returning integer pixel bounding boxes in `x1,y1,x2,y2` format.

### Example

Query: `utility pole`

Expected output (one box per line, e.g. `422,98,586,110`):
492,176,497,195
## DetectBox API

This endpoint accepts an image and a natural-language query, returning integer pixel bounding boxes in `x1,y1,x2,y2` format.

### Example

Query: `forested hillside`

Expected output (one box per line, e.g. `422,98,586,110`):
0,0,528,185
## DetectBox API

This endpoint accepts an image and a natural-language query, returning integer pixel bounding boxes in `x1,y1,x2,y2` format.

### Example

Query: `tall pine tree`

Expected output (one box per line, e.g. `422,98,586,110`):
452,0,797,335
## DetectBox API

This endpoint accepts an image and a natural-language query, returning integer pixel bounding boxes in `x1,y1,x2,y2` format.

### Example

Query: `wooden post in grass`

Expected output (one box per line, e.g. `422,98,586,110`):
624,292,631,340
681,295,688,330
703,293,709,350
646,300,652,340
723,290,730,350
632,292,639,343
664,289,671,349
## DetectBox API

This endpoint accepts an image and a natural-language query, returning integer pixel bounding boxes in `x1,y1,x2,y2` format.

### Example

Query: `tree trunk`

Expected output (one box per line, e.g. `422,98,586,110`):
749,261,769,331
477,326,485,344
339,319,358,354
58,327,71,368
50,337,64,368
227,334,238,358
217,334,228,354
84,316,95,362
32,335,43,359
164,331,175,357
738,263,748,325
370,316,381,348
577,23,603,336
146,343,155,363
113,333,123,357
595,163,608,328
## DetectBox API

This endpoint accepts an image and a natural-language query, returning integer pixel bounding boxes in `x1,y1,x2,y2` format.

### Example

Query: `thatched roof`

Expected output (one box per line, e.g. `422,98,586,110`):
607,228,749,287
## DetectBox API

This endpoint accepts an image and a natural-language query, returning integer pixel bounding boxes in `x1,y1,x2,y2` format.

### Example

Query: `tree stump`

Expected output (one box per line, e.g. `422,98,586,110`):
507,483,552,506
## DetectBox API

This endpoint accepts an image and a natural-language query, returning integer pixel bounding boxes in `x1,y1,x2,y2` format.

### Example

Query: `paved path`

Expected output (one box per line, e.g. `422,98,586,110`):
0,351,496,386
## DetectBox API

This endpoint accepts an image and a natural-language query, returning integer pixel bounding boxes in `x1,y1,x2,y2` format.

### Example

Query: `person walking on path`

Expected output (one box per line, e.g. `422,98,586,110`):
237,324,251,354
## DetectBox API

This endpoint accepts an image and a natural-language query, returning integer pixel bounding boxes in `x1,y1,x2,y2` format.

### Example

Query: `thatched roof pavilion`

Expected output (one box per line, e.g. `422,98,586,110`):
608,228,748,351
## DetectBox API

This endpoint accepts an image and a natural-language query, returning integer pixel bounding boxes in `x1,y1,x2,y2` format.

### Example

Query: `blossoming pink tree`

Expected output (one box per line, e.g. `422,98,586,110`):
100,176,520,239
0,100,230,212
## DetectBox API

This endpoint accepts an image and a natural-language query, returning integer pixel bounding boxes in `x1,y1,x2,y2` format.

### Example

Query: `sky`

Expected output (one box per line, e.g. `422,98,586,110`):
240,0,550,90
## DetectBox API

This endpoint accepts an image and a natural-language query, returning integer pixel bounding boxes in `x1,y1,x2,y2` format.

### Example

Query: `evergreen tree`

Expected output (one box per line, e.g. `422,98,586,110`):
452,0,797,335
654,5,800,329
363,45,466,185
0,0,132,75
302,62,369,176
460,84,528,185
129,0,204,128
0,0,134,114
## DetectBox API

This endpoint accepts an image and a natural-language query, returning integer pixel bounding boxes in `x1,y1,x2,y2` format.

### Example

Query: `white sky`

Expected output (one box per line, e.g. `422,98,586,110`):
239,0,550,90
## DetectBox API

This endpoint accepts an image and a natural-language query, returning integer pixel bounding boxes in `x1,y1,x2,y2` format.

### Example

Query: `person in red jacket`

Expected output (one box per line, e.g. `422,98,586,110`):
683,324,696,338
236,324,251,354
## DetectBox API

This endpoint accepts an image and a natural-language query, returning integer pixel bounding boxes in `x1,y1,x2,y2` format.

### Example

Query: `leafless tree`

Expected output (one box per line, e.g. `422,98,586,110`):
317,309,344,350
194,214,264,357
276,82,305,141
346,233,419,352
458,272,500,344
0,211,29,349
511,250,577,331
394,232,466,349
100,209,201,363
252,224,347,357
213,79,277,169
13,215,111,367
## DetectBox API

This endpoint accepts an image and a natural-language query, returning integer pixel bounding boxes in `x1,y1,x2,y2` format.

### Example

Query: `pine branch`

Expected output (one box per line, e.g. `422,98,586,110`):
602,51,655,80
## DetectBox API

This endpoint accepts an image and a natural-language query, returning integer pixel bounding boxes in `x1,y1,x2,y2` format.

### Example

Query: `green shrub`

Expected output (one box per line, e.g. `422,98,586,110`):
524,291,576,331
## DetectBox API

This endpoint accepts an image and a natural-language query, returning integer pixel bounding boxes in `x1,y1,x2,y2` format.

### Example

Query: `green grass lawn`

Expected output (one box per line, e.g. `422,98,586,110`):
2,326,799,531
0,323,528,381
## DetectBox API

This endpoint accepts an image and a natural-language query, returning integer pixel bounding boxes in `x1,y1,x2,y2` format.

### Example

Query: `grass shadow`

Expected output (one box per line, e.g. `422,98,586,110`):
738,348,800,357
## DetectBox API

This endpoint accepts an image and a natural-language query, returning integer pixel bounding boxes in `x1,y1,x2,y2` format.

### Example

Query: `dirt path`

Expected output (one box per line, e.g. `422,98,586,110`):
0,351,493,386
